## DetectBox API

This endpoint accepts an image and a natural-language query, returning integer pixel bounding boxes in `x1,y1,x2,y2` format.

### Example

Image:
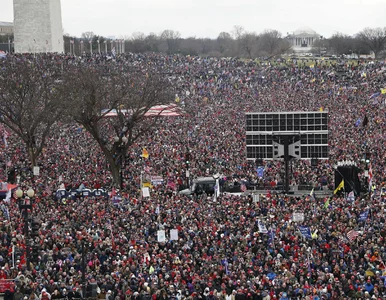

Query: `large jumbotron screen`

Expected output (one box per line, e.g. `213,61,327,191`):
246,111,329,160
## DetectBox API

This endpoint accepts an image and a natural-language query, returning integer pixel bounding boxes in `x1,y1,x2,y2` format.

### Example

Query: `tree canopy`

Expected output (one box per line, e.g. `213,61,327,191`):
0,56,64,167
59,64,174,187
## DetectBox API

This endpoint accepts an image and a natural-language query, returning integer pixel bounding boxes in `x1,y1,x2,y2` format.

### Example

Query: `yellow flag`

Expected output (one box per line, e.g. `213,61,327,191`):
142,182,153,188
319,107,324,111
381,88,386,94
310,78,316,83
334,180,344,194
141,148,149,159
310,64,314,68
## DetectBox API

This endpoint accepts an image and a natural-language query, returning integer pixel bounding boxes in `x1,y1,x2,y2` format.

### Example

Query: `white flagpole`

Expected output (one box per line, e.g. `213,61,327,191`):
12,244,15,269
140,171,143,200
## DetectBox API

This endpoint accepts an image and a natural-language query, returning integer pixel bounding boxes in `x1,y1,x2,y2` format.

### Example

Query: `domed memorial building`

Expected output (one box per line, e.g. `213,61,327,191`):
287,26,321,53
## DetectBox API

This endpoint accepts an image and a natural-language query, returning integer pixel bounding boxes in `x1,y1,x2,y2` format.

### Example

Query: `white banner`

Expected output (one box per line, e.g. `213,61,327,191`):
258,220,268,233
253,194,259,203
142,187,150,198
170,229,178,241
157,230,166,243
33,166,40,176
293,212,305,222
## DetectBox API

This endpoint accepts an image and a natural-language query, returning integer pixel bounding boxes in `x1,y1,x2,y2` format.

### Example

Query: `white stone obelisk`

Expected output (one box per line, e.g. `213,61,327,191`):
13,0,64,53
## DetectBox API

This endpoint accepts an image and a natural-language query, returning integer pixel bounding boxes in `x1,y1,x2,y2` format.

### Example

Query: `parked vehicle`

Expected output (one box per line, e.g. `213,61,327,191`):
179,177,216,196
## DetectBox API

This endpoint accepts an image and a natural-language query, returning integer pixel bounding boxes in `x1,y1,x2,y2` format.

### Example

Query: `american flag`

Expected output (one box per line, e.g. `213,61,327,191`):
347,230,359,242
368,162,373,192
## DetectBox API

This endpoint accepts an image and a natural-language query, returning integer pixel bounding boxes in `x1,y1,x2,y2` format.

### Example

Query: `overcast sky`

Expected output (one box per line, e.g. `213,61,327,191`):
1,0,386,39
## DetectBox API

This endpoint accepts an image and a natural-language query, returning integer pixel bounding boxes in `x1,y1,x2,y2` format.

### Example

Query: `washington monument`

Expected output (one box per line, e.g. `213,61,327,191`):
13,0,64,53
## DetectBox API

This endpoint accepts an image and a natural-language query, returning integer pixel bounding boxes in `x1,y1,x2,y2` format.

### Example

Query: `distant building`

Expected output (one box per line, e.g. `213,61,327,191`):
287,27,321,53
0,21,13,35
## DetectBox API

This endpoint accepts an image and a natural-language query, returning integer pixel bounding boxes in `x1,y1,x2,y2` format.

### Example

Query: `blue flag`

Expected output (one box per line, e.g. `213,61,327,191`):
268,229,276,245
221,258,230,275
359,210,369,222
299,226,312,239
354,119,361,127
256,166,265,178
369,92,380,99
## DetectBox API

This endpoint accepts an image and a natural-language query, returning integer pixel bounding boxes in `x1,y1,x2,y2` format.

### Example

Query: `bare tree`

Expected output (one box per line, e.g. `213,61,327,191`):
239,32,259,58
232,25,245,40
257,29,290,58
356,27,386,58
160,30,181,54
0,57,63,167
144,32,160,52
81,31,96,40
130,32,147,53
217,32,234,55
328,33,354,56
231,26,258,58
60,65,174,188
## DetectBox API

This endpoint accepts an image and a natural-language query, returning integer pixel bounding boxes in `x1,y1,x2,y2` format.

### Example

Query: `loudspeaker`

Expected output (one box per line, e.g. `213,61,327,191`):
334,166,361,196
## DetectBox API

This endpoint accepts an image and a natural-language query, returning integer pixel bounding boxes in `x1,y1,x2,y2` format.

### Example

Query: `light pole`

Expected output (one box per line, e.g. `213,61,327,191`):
16,187,35,271
114,136,128,189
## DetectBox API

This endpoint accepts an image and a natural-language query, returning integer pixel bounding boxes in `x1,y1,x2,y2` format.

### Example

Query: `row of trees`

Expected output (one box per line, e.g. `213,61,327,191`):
66,28,291,58
0,57,174,187
315,28,386,58
1,26,386,58
63,26,386,58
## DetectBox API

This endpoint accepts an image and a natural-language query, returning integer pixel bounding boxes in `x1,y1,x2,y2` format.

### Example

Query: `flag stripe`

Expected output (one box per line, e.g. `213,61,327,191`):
347,230,359,241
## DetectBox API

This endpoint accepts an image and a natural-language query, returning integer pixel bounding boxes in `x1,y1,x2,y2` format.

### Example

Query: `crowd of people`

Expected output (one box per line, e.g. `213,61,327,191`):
0,51,385,300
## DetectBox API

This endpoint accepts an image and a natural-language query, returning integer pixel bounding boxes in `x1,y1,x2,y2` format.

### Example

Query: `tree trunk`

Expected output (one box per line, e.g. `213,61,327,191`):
28,146,37,168
104,150,121,189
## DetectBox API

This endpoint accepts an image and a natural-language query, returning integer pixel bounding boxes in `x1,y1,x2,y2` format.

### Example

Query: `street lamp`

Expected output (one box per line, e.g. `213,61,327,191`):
16,187,35,270
114,136,128,189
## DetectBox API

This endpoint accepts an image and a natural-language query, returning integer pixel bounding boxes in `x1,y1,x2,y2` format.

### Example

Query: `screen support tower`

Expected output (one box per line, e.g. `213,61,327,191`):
273,135,301,194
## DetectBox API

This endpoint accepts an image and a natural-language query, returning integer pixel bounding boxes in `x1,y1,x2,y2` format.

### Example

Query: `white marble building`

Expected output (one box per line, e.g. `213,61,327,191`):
13,0,64,53
0,21,13,35
287,27,321,53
